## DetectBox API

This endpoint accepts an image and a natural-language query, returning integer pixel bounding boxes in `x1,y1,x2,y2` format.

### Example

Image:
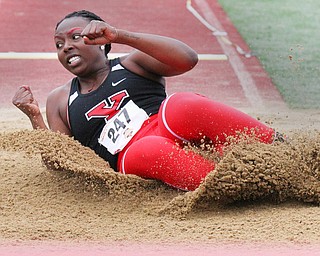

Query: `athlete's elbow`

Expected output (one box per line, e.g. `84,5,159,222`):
168,49,198,75
190,51,199,69
184,49,198,71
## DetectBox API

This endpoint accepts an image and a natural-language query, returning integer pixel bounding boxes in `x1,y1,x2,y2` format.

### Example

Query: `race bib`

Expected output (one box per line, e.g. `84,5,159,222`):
98,100,149,155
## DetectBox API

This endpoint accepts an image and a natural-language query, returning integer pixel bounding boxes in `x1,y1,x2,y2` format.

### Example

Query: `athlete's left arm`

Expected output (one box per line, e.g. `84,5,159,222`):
117,32,199,78
81,21,198,78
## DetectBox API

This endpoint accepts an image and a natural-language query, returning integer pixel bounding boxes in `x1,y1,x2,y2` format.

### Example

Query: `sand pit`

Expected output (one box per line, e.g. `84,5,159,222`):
1,107,320,254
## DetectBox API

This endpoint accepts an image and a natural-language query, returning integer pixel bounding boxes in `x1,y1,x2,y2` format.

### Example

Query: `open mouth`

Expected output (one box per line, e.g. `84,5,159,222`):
68,55,81,65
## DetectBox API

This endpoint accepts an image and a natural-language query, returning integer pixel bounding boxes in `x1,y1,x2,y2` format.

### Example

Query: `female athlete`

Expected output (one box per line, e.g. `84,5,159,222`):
12,10,279,191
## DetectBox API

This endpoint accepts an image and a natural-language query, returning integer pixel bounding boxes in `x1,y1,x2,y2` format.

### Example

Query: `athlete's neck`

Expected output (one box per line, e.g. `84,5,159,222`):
78,65,110,93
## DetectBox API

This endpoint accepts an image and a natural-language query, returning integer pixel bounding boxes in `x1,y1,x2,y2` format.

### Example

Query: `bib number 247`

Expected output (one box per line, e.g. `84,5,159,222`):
98,100,149,155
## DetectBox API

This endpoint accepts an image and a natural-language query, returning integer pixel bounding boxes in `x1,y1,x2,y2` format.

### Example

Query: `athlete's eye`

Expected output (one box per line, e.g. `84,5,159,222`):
56,42,63,49
73,34,81,40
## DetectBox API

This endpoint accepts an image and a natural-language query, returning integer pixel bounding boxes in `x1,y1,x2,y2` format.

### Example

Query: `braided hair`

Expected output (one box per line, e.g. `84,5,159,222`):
55,10,111,57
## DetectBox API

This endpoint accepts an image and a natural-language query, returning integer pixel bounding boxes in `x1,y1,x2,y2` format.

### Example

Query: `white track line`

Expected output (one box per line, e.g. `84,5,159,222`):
194,0,265,109
0,52,227,61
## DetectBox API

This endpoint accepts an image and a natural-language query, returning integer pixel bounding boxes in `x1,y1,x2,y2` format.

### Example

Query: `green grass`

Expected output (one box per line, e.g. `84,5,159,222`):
218,0,320,109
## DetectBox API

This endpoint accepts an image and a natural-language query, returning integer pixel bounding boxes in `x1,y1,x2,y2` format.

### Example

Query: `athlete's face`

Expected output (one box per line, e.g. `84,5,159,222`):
54,17,105,77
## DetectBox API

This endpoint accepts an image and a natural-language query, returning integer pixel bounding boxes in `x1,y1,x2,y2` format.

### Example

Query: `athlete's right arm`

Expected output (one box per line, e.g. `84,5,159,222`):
12,85,48,130
12,84,71,135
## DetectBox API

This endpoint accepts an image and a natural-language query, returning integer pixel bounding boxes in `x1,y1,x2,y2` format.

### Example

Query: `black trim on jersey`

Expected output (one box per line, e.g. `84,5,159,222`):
67,58,166,170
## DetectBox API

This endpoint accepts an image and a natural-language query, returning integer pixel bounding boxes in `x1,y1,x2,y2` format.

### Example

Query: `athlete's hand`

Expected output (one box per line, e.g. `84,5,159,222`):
81,20,118,45
12,85,41,118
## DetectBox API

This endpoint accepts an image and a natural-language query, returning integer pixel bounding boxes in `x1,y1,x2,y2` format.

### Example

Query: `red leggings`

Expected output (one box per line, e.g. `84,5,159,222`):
118,92,275,191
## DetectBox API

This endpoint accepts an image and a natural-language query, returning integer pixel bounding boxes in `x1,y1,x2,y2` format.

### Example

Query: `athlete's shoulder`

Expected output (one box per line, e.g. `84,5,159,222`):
47,79,73,105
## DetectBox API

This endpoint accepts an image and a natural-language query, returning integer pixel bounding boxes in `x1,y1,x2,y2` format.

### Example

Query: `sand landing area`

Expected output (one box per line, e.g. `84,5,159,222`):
1,108,320,255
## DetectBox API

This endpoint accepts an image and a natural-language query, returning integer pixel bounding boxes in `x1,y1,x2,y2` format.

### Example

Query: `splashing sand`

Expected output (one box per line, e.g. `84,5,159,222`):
2,129,320,215
162,133,320,217
0,130,161,194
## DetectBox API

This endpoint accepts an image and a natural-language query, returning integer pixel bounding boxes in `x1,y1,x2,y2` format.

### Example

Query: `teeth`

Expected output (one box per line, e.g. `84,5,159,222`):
68,56,80,64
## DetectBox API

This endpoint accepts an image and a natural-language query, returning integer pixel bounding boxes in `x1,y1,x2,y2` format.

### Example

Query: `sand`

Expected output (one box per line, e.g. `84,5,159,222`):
1,107,320,252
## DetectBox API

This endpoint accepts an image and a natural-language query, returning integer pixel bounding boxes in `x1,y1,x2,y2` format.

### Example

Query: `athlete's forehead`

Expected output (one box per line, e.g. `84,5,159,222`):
55,16,90,37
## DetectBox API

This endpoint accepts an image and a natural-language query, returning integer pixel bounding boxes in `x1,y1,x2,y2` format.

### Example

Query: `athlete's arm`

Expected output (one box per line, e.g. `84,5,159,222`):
81,21,198,79
116,31,198,77
12,85,48,130
46,84,72,136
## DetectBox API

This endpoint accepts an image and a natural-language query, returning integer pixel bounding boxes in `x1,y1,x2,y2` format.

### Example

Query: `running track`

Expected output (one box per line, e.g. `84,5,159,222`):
0,0,299,255
0,0,286,113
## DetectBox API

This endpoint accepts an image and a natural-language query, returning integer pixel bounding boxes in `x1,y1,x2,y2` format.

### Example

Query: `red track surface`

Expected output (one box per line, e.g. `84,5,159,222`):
0,0,285,112
1,241,319,256
0,0,296,255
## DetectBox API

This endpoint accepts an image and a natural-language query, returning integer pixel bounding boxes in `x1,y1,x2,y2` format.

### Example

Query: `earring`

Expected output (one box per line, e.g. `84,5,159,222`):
100,45,105,51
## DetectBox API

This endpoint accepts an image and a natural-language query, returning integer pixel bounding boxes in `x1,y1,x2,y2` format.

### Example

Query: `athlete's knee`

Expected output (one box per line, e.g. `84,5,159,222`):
161,92,207,114
158,92,209,141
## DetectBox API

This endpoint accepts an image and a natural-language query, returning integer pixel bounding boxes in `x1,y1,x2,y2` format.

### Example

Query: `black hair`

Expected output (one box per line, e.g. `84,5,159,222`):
56,10,111,57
